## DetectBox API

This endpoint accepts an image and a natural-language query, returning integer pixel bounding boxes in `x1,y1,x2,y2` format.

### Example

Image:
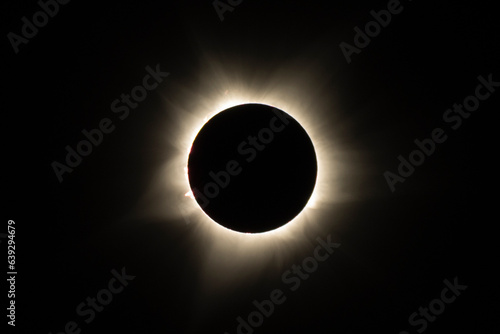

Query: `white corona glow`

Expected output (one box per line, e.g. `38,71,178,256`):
132,53,361,292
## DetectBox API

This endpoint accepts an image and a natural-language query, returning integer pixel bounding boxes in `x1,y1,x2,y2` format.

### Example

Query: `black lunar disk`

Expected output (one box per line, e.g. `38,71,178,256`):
187,103,317,233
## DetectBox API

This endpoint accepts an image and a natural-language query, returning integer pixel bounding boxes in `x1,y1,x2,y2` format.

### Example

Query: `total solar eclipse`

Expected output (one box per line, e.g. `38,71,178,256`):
187,103,317,233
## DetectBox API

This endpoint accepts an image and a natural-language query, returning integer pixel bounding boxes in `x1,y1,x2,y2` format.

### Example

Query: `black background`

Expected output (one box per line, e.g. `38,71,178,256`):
2,0,498,333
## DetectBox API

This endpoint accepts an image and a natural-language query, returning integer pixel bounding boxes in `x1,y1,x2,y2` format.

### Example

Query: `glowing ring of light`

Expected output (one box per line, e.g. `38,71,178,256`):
179,92,331,239
133,57,352,290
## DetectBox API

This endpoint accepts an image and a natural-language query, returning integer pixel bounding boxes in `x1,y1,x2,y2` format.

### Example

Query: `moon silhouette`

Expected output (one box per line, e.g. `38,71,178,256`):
187,103,317,233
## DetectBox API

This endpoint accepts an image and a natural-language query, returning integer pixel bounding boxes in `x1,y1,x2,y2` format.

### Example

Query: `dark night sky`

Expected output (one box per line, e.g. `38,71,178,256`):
3,0,498,333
